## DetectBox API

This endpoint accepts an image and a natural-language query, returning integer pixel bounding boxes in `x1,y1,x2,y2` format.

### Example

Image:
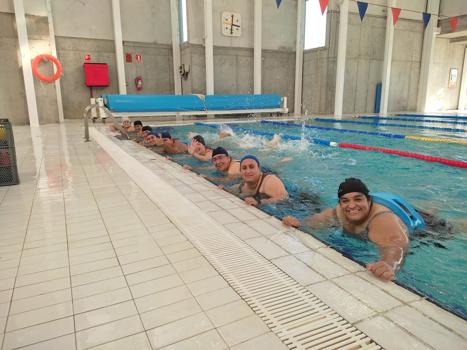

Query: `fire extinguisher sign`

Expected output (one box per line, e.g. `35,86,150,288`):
135,54,142,63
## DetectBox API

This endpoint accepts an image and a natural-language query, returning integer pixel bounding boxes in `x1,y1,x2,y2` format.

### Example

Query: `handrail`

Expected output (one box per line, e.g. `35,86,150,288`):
83,103,115,142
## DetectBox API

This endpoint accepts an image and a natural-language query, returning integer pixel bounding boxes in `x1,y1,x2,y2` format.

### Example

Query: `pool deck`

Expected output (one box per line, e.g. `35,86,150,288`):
0,120,465,350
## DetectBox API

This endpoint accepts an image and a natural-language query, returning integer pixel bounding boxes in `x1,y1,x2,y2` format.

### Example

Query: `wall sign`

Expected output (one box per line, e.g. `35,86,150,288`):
222,12,241,37
448,68,458,89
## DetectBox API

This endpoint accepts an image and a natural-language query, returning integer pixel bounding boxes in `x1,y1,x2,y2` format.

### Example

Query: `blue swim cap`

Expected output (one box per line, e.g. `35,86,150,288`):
160,131,172,139
240,154,260,166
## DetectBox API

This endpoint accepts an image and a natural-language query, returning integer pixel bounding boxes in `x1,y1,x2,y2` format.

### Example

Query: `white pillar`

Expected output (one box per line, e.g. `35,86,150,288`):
204,0,214,95
254,0,262,94
380,0,395,116
294,0,306,115
170,0,182,95
111,0,126,94
13,0,39,127
334,0,349,117
458,48,467,110
46,0,64,123
417,0,440,112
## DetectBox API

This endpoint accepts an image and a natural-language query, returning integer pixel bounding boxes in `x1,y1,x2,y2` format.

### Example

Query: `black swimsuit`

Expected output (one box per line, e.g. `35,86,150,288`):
239,173,271,201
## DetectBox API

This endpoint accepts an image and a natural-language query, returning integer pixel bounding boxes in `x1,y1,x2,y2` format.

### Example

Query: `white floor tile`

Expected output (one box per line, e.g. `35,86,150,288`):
76,315,144,350
86,332,151,350
146,312,213,349
217,314,269,346
74,300,138,331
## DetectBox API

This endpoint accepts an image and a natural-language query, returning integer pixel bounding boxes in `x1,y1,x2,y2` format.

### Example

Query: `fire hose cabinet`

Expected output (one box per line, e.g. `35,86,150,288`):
0,119,19,186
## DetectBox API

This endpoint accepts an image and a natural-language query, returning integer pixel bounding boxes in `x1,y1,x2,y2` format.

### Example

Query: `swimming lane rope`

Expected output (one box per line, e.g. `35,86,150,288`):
312,118,467,133
194,122,467,168
260,120,467,145
398,113,467,121
354,116,467,126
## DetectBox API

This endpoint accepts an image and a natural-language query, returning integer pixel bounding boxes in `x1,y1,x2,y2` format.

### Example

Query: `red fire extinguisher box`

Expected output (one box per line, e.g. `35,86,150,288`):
83,63,109,87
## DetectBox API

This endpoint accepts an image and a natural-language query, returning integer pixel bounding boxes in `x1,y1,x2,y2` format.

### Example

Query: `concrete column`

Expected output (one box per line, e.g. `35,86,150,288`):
380,0,395,116
111,0,126,94
13,0,40,127
204,0,214,95
170,0,182,95
254,0,262,94
293,0,306,115
458,48,467,110
46,0,64,123
334,0,349,118
417,0,440,112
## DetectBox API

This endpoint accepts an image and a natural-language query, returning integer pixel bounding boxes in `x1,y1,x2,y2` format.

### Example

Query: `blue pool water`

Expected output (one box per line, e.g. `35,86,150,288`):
150,119,467,319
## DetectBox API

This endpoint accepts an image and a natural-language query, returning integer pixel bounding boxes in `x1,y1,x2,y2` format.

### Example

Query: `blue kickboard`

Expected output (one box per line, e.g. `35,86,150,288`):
103,94,206,112
205,94,281,110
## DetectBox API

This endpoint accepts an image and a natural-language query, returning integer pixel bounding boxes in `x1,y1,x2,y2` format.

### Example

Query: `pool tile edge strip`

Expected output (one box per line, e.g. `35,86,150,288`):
90,127,383,350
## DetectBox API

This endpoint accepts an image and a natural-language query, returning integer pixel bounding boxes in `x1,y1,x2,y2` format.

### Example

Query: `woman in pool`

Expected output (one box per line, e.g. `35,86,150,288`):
225,154,288,206
188,135,213,161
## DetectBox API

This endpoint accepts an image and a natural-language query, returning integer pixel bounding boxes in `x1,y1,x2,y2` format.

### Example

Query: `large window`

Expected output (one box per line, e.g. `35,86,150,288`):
181,0,188,42
304,0,327,50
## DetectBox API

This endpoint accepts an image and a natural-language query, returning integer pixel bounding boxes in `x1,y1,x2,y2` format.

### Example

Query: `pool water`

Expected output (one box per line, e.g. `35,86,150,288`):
150,119,467,319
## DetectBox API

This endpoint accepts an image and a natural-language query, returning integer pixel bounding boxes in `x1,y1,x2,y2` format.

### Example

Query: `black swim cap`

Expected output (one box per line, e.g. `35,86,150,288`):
142,126,152,132
212,147,228,158
134,120,143,126
338,178,369,198
192,135,206,146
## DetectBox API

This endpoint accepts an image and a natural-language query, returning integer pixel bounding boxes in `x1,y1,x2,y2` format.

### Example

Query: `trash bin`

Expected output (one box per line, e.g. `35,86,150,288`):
0,119,19,186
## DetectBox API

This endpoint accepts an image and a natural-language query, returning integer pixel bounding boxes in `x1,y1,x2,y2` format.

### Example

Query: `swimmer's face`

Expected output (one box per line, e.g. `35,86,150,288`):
134,124,142,133
122,120,131,129
212,154,230,171
240,159,260,183
162,137,173,145
148,135,158,145
339,192,371,224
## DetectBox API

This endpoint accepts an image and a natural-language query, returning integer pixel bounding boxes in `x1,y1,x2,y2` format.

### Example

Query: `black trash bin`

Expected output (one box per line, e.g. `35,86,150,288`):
0,119,19,186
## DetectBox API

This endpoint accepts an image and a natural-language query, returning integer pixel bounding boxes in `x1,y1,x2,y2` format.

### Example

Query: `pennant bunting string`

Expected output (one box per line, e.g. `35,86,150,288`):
450,17,458,32
319,0,329,15
275,0,282,9
357,1,368,22
391,7,401,26
422,12,431,28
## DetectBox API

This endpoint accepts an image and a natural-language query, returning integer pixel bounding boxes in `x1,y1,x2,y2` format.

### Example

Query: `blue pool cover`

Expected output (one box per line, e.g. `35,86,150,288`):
103,94,282,112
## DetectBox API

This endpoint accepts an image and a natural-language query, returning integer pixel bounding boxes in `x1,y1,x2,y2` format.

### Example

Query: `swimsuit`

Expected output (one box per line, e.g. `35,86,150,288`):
238,173,271,202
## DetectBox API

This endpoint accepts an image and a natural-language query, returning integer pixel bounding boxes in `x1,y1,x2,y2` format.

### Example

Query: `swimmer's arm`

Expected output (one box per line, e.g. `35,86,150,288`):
203,173,240,183
282,207,335,229
259,176,288,204
367,216,409,280
191,152,211,162
302,208,336,228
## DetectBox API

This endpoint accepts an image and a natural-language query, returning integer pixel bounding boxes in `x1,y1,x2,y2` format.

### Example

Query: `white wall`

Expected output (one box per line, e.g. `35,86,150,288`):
440,0,467,17
187,0,296,50
51,0,172,43
0,0,47,16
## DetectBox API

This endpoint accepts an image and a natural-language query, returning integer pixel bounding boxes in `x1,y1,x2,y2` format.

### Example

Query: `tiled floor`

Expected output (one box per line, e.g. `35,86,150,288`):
0,121,465,350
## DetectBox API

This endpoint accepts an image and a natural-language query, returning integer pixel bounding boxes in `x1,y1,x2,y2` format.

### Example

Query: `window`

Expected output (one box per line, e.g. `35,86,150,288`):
304,0,327,50
181,0,188,42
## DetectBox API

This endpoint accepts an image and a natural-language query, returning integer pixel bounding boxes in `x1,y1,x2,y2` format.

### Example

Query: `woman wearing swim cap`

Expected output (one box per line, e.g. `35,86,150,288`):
229,154,288,206
283,178,409,281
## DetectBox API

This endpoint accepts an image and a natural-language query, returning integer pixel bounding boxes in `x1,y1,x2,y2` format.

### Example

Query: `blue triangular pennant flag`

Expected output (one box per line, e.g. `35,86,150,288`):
357,2,368,21
276,0,282,8
423,12,431,28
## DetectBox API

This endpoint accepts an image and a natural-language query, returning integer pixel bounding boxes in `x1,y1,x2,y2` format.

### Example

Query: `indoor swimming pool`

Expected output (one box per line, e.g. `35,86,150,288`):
148,118,467,320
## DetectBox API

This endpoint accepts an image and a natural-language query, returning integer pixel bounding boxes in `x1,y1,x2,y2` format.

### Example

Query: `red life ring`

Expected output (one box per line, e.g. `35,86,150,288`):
32,54,62,83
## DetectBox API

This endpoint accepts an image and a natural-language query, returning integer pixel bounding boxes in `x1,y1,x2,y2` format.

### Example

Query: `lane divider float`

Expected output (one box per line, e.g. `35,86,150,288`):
312,118,467,133
354,115,467,126
260,120,467,145
398,113,467,121
193,122,467,168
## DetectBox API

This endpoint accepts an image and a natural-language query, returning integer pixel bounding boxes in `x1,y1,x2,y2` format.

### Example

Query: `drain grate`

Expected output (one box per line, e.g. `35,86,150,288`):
180,226,382,350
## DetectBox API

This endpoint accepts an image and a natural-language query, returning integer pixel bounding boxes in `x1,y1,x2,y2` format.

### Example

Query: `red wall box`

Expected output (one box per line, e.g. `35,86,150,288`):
83,63,109,87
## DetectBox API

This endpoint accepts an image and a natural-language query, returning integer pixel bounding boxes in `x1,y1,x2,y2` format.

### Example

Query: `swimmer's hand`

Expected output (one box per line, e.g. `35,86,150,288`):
244,197,259,206
182,164,192,170
218,185,225,190
366,261,395,281
282,216,300,228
